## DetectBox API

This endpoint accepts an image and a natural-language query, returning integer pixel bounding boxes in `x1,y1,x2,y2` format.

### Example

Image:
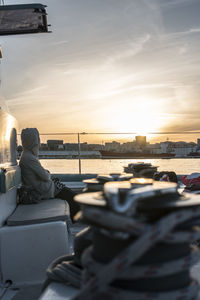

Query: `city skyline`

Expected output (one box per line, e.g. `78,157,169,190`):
20,135,200,158
37,133,200,145
17,132,200,145
1,0,200,142
18,134,200,147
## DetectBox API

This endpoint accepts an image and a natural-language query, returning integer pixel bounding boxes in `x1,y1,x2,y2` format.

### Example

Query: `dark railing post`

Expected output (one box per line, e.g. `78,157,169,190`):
78,133,81,174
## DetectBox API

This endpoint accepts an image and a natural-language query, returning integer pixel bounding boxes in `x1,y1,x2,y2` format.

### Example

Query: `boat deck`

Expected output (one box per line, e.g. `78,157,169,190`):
3,221,86,300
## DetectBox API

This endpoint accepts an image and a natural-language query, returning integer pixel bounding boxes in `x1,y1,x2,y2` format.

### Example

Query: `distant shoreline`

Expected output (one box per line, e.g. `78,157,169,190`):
39,156,200,159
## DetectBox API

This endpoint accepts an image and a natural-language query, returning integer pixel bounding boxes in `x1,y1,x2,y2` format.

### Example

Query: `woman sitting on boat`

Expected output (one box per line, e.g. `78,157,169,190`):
19,128,80,219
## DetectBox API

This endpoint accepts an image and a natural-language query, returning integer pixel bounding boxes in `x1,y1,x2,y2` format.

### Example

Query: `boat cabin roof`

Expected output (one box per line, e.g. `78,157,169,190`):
0,3,47,10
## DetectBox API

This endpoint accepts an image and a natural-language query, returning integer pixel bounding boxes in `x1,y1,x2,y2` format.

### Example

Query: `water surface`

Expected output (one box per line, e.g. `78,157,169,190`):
40,158,200,175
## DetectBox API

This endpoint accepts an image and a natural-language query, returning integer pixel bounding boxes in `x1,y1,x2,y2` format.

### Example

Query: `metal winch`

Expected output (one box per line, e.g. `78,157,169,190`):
73,180,200,300
83,173,133,192
124,162,158,178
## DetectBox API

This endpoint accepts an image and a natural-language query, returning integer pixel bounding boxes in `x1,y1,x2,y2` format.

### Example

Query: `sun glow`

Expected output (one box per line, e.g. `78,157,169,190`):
108,109,163,138
5,114,15,141
95,93,167,139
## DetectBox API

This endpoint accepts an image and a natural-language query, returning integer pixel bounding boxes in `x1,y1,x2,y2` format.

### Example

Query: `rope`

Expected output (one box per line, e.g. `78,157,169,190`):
72,186,200,299
44,255,81,289
44,181,200,299
81,206,200,244
44,227,92,291
81,246,200,280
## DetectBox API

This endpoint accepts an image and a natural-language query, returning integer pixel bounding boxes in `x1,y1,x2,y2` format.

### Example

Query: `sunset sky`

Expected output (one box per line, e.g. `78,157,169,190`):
0,0,200,143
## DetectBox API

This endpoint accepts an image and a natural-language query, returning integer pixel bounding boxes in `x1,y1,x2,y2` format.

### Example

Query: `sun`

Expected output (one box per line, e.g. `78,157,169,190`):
108,109,162,139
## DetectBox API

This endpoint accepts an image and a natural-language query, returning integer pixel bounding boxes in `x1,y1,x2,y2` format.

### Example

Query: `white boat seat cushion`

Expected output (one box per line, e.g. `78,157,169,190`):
0,165,21,193
7,199,70,226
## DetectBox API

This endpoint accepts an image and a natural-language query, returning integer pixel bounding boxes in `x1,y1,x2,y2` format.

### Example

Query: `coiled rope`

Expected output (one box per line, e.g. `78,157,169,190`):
45,255,81,289
45,180,200,300
73,182,200,300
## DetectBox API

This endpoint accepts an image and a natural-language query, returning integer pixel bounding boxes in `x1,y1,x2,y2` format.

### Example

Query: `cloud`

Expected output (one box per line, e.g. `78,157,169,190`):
160,0,197,7
50,40,69,46
12,85,48,99
189,28,200,33
166,27,200,38
104,34,151,66
91,83,171,100
1,0,200,138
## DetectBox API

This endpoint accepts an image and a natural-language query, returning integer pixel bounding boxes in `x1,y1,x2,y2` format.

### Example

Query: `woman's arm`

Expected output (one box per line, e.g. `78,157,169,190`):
29,157,51,181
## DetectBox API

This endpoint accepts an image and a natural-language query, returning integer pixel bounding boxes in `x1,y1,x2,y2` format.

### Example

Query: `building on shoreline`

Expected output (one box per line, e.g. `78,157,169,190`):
148,141,197,157
17,136,200,158
39,150,101,159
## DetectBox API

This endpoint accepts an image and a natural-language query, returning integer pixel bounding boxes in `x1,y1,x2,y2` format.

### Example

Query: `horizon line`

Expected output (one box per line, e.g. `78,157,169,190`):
17,131,200,135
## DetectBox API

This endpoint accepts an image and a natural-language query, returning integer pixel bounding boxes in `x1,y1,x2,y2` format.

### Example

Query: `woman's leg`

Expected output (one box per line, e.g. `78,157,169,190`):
56,187,80,219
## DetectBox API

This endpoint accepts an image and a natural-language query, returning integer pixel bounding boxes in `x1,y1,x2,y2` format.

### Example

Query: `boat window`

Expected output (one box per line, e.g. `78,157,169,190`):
0,109,18,166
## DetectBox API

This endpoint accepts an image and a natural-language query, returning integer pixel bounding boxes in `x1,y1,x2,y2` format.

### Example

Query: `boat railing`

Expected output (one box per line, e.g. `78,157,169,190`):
39,132,142,174
17,131,200,174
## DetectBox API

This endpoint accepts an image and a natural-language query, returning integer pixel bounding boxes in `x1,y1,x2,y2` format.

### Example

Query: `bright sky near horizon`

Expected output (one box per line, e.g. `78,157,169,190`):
0,0,200,143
